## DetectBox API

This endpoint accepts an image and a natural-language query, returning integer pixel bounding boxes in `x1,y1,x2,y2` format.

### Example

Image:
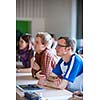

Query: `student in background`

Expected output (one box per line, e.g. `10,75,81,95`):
77,47,83,58
16,30,23,57
16,34,34,73
49,33,57,50
38,36,83,92
31,32,58,79
30,36,35,51
49,33,60,55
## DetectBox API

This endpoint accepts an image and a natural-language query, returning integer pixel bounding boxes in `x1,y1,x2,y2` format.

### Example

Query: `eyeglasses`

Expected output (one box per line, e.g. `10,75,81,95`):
56,44,68,47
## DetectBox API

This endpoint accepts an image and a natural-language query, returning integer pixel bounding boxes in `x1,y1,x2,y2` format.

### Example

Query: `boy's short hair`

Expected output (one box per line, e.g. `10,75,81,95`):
58,37,76,52
36,32,52,45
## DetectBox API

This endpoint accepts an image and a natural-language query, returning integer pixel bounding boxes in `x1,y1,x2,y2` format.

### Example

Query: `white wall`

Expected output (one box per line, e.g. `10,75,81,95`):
16,0,45,37
45,0,72,38
16,0,77,38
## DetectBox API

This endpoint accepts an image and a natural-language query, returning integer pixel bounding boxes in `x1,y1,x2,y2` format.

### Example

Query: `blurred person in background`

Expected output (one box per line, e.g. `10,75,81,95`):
77,47,83,58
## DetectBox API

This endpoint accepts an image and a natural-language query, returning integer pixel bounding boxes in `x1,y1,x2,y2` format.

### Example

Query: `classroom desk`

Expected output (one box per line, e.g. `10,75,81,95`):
16,73,72,100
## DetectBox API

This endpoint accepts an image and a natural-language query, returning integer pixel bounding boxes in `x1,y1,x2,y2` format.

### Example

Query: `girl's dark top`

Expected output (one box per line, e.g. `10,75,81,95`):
19,47,34,68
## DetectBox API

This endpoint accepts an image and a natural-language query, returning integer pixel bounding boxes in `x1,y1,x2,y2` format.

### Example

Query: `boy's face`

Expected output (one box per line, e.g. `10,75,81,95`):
56,39,69,57
34,37,45,53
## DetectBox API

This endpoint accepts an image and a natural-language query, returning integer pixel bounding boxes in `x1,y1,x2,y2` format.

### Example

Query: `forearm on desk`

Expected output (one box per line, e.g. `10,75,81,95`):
16,64,24,68
45,80,60,89
47,76,58,82
47,72,58,81
45,79,69,90
17,68,32,73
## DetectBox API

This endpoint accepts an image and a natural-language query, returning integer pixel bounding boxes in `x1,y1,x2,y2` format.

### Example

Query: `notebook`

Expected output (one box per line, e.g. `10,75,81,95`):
16,84,44,92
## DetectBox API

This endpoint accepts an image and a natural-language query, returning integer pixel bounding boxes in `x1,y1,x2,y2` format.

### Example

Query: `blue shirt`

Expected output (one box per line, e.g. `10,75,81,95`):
52,53,83,83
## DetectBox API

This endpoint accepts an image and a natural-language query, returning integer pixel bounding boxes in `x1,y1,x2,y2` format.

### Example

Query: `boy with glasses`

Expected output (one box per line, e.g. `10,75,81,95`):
38,37,83,92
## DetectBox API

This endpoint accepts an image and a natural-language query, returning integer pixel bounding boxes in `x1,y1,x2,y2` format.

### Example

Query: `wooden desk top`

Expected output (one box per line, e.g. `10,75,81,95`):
16,73,72,100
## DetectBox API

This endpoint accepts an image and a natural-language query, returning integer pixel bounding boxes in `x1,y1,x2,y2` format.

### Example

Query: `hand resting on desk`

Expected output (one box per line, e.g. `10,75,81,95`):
16,68,32,73
38,74,68,90
36,70,43,79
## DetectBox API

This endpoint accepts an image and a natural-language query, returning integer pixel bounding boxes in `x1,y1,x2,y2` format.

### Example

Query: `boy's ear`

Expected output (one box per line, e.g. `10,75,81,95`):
42,43,47,48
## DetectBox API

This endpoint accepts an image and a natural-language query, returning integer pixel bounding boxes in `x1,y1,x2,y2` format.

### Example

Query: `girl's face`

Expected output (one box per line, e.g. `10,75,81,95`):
19,37,28,50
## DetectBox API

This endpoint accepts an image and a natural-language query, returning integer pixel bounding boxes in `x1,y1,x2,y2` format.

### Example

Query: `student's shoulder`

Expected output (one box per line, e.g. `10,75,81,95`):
57,58,63,65
74,53,83,65
74,53,83,60
43,48,55,56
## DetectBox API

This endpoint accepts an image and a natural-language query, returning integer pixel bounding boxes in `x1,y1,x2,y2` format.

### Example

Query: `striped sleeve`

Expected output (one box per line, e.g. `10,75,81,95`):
63,56,80,82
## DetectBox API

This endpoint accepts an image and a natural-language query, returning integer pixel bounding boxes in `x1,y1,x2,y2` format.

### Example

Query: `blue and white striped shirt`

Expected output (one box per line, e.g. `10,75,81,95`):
52,53,83,83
